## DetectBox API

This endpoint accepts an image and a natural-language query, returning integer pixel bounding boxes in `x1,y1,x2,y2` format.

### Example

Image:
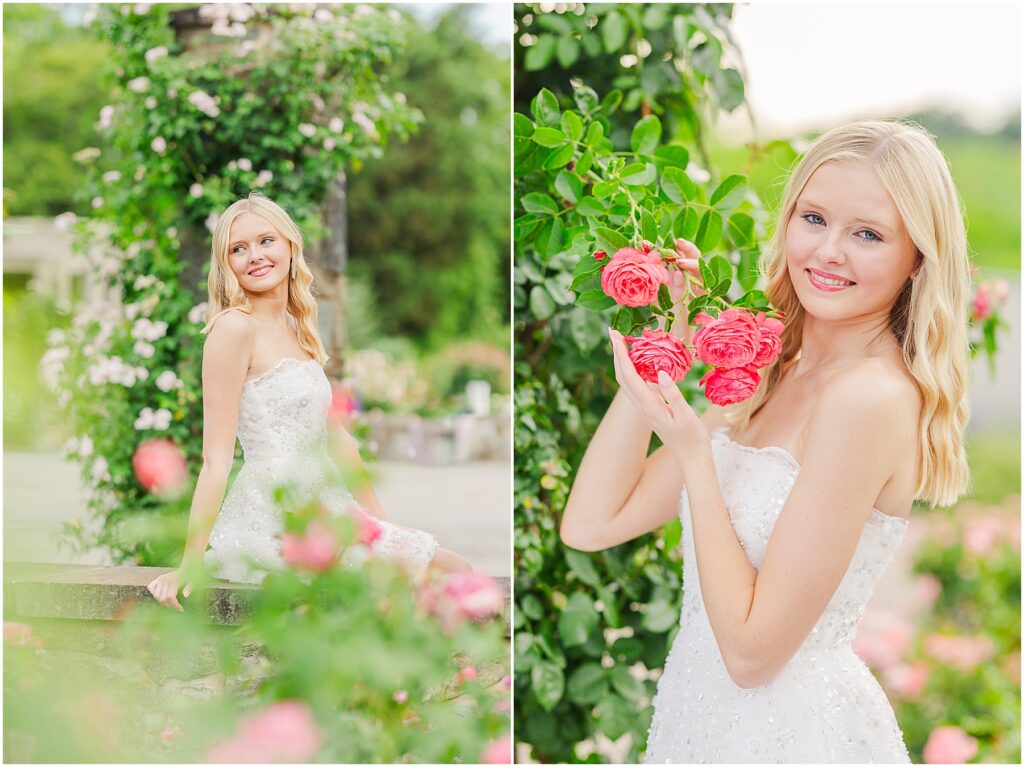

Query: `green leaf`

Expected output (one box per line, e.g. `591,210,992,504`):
577,289,616,311
531,88,560,126
610,636,644,663
602,10,628,52
611,665,647,703
542,143,575,170
584,121,605,146
640,209,658,243
565,548,601,586
556,35,580,68
653,144,689,171
576,196,605,217
592,181,616,199
530,284,556,320
642,599,679,632
575,149,594,176
708,254,732,286
566,663,609,705
657,283,673,312
596,696,633,740
733,289,768,309
514,213,541,241
695,209,723,252
660,166,695,203
621,162,656,186
521,193,559,215
520,593,544,620
673,207,699,241
593,226,629,252
568,306,606,354
535,217,566,259
687,294,718,324
532,126,568,148
709,174,747,208
561,110,584,143
555,171,582,204
531,662,565,711
727,212,755,246
612,307,633,334
524,35,556,72
513,112,534,140
569,267,601,294
698,257,718,293
574,86,599,113
715,67,745,112
558,592,599,647
630,115,662,155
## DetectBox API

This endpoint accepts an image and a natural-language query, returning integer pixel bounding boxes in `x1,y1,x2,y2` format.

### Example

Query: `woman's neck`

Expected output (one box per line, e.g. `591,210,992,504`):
245,286,291,326
793,311,899,374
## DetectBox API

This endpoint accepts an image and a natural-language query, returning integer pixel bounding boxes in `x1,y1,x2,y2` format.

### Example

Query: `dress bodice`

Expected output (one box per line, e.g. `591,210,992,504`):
236,357,330,463
679,427,909,648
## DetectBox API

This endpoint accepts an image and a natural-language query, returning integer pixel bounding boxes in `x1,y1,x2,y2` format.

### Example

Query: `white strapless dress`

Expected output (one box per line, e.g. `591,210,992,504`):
205,357,437,585
645,427,910,764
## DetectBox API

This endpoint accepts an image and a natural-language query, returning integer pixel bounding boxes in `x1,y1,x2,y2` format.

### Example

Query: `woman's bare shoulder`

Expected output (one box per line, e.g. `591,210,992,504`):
206,307,256,342
818,357,921,437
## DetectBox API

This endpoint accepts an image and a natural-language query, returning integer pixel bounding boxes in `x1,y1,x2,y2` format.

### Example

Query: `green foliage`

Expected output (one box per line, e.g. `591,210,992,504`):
514,5,770,760
3,5,114,215
347,6,511,348
45,4,418,565
4,501,509,762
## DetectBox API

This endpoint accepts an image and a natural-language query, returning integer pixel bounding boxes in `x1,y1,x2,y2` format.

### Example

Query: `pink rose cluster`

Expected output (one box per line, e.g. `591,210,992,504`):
280,505,382,574
599,241,668,308
922,726,979,764
419,571,505,632
970,279,1008,322
692,309,784,406
204,700,323,763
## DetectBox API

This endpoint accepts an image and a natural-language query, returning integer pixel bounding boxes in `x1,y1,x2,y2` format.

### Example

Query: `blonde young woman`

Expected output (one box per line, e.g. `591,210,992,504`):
148,193,471,606
560,121,970,763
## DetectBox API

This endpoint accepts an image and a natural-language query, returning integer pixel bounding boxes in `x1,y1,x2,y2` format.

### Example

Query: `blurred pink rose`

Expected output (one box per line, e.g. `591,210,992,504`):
913,574,942,609
853,612,912,670
392,689,409,704
699,365,760,406
445,572,505,620
481,735,512,764
692,309,761,369
922,726,978,764
151,136,167,154
349,506,382,548
924,633,994,671
4,622,42,650
624,329,692,384
132,439,189,496
455,666,478,684
205,701,322,763
751,312,784,368
963,516,1003,556
600,244,669,307
328,385,357,424
281,520,340,573
882,662,929,701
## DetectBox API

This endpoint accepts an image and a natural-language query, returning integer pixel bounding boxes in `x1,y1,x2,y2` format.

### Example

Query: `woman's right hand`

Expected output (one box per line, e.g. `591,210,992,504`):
147,568,191,612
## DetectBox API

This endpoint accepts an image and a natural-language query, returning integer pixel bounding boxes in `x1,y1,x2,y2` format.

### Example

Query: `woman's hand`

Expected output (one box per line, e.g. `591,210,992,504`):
147,568,191,612
663,238,706,344
609,326,711,463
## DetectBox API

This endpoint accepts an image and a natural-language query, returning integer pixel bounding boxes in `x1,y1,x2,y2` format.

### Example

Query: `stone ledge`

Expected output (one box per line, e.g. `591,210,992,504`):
3,562,511,628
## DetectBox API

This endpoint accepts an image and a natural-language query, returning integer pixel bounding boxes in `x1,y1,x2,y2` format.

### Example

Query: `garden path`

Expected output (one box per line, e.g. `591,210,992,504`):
2,452,510,575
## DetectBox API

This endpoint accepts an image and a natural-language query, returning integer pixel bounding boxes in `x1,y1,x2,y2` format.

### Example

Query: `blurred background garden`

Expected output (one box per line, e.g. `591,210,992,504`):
512,2,1019,763
4,3,511,763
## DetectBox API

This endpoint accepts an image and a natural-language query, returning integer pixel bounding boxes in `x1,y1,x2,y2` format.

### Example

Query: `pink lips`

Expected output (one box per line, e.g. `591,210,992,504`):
806,268,855,292
248,264,273,278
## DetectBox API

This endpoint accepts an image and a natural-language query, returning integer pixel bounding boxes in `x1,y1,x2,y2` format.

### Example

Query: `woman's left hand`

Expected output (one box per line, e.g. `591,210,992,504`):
609,327,711,464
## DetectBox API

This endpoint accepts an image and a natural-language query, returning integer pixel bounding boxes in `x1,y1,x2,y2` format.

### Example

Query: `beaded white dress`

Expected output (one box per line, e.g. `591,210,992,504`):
205,356,437,585
645,426,910,764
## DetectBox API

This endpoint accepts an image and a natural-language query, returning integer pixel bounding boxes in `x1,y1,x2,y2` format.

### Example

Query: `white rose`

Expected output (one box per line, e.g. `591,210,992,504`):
155,371,179,392
103,170,122,184
328,117,344,133
144,45,168,64
153,408,172,430
151,136,167,154
188,302,209,324
134,408,155,431
79,435,94,458
91,456,110,482
237,158,252,172
298,123,317,138
135,366,149,382
190,183,204,198
127,76,150,93
134,341,155,359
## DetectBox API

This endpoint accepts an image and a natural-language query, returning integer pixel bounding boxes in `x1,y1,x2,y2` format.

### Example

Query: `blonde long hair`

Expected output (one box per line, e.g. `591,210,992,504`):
732,120,971,507
201,192,328,364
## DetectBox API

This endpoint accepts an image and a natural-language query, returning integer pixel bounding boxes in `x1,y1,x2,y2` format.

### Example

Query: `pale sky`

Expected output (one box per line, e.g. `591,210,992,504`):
717,2,1021,139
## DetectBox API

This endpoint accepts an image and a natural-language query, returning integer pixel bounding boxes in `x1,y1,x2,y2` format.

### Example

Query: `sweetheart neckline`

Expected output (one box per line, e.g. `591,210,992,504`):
710,426,909,527
243,356,319,387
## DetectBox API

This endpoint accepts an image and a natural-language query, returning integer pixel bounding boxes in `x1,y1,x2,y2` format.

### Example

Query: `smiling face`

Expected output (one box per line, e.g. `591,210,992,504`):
785,159,919,324
226,212,293,294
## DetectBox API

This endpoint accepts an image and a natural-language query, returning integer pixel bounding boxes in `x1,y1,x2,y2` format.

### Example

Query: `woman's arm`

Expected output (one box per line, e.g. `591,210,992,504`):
147,310,253,610
656,359,914,688
327,424,391,522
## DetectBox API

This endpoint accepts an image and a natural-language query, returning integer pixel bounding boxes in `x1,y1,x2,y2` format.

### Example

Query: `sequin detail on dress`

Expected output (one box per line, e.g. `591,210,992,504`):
205,357,437,584
644,426,911,764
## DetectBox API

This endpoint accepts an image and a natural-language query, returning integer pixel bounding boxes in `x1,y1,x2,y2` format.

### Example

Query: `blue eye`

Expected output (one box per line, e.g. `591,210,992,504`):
803,213,825,226
857,229,882,243
232,245,245,254
261,237,273,245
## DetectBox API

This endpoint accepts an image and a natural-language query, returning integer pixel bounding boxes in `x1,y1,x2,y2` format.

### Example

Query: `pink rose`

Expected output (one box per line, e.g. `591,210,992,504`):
132,439,189,496
913,574,942,609
205,701,322,763
922,726,978,764
455,666,478,684
882,662,929,701
924,633,994,671
624,329,693,384
699,365,760,406
751,312,784,368
963,516,1003,556
445,572,504,620
600,245,669,307
481,735,512,764
392,689,409,704
692,309,760,369
281,520,339,573
853,612,912,670
350,506,382,548
4,622,42,649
